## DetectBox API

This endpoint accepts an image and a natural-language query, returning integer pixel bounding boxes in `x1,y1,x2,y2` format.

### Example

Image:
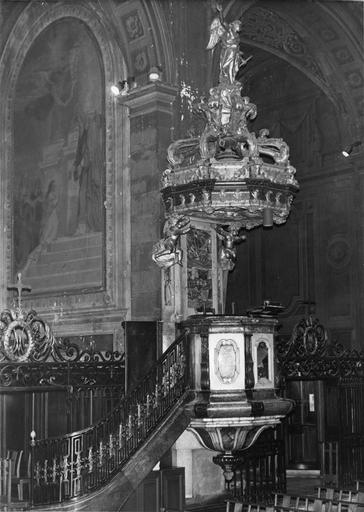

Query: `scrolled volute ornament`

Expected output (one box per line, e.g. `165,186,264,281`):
277,316,328,360
3,316,35,362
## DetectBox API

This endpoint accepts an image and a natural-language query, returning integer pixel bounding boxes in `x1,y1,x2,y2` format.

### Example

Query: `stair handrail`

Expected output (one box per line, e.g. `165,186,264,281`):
31,329,190,505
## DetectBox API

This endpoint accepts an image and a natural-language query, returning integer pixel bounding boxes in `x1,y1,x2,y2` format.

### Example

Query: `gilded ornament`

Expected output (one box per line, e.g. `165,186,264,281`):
152,215,191,269
154,2,299,269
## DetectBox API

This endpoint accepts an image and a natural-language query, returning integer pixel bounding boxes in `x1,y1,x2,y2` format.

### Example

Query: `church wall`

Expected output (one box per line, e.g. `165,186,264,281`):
130,111,166,319
0,0,362,500
0,3,362,328
224,2,364,349
0,1,131,349
156,0,364,352
0,0,213,333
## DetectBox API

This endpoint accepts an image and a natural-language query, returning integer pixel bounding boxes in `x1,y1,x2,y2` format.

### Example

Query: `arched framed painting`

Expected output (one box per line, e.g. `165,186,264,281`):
13,18,105,294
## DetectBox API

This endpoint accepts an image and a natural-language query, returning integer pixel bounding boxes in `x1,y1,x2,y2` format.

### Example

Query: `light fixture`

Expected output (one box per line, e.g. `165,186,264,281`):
111,80,127,97
342,140,362,158
148,66,162,82
110,77,136,97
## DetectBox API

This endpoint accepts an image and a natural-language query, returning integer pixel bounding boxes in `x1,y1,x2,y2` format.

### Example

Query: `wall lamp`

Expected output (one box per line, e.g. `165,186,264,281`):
148,66,162,82
342,140,362,158
111,77,137,97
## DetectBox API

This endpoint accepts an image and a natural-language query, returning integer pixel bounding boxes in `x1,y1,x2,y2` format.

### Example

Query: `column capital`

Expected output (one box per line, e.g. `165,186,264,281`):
120,82,178,117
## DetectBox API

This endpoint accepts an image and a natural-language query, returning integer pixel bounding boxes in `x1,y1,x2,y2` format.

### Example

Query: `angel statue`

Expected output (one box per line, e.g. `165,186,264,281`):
152,215,191,269
215,224,246,270
207,2,251,85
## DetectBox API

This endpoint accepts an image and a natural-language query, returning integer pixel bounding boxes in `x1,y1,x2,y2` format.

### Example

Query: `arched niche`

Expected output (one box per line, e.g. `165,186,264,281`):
0,1,130,339
252,336,274,389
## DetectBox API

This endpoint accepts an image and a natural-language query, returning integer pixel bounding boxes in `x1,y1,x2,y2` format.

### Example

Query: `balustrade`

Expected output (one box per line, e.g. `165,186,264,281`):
222,431,286,503
31,330,189,505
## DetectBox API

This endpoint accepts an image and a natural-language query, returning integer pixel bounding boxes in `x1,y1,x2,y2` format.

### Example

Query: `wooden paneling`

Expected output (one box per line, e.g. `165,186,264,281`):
285,381,323,469
123,321,162,391
161,467,185,512
120,467,185,512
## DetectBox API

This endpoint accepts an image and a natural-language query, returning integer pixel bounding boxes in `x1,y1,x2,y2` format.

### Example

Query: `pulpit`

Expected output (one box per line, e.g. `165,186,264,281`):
180,314,293,485
151,2,299,495
183,314,277,397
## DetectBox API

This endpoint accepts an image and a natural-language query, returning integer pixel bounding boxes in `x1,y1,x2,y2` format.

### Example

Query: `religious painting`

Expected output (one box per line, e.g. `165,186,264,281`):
187,228,213,312
13,19,105,295
252,336,274,389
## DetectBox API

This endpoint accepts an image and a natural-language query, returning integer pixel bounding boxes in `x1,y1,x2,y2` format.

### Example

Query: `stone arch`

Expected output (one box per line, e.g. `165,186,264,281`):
102,0,176,86
225,0,363,138
141,0,177,84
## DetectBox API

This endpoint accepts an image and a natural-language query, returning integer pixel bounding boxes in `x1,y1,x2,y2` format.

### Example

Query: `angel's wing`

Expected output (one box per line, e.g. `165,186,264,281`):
206,16,225,50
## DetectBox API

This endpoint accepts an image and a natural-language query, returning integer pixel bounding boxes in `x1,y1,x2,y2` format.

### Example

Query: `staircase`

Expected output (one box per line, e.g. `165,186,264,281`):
29,331,192,511
35,397,192,512
23,233,103,293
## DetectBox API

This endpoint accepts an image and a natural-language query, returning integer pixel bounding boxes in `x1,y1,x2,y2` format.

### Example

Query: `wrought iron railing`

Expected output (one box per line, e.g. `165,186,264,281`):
31,330,189,506
277,316,364,380
0,358,125,389
228,430,286,504
279,317,364,489
0,318,125,390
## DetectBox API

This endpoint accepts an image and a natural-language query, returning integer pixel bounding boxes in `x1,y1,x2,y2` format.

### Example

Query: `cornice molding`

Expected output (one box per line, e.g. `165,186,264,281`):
120,82,178,117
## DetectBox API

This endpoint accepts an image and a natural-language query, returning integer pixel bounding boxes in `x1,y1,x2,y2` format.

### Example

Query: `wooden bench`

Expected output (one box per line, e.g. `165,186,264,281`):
225,487,364,512
225,501,274,512
273,493,335,512
314,487,364,512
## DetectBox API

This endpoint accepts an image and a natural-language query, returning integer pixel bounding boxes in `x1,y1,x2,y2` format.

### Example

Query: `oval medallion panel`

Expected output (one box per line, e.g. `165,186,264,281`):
214,338,240,384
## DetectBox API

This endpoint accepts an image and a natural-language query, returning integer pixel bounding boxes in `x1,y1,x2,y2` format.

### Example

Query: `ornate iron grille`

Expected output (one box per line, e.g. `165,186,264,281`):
0,302,125,390
278,317,364,487
277,317,364,381
31,330,189,506
0,358,125,390
0,354,125,391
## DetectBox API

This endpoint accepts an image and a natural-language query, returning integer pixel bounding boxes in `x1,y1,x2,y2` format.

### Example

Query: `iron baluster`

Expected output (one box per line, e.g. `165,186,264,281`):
31,330,190,505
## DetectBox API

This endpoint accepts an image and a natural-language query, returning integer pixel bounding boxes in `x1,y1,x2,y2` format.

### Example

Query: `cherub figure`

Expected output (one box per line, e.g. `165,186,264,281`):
152,216,191,268
207,3,252,84
215,224,246,270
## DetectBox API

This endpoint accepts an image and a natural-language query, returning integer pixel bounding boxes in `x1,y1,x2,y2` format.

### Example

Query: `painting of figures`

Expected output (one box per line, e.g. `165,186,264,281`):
13,19,105,294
